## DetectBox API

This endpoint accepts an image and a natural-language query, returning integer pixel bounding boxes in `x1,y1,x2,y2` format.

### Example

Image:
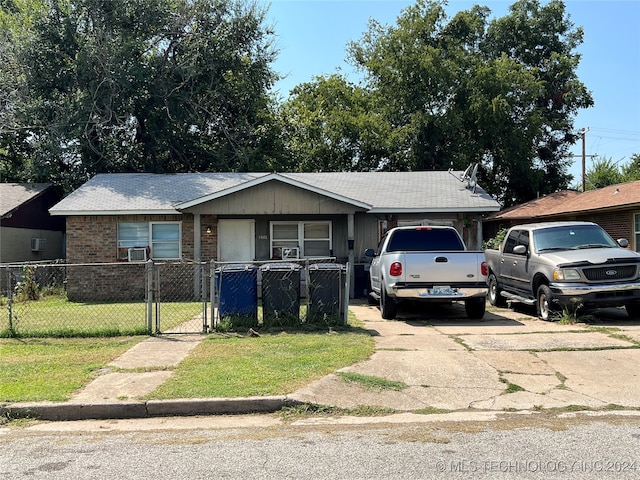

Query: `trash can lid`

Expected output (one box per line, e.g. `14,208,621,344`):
219,263,257,272
309,263,345,271
260,262,301,271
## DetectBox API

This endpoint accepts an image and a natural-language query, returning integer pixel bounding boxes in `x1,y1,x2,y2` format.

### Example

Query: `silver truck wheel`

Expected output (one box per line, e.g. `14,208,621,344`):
380,285,397,320
536,285,558,321
488,274,507,308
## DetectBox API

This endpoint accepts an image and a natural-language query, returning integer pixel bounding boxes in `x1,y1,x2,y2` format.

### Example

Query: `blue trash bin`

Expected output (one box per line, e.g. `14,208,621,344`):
217,264,258,327
260,263,301,327
308,263,346,324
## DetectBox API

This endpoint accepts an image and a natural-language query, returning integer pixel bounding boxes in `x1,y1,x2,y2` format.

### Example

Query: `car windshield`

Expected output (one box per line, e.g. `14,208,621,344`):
533,225,618,252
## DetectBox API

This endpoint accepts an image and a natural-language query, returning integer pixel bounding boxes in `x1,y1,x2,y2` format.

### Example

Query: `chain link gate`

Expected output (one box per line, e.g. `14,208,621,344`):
151,261,210,334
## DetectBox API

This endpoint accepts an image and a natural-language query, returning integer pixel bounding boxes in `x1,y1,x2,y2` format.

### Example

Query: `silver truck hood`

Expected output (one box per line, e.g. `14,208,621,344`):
543,248,640,266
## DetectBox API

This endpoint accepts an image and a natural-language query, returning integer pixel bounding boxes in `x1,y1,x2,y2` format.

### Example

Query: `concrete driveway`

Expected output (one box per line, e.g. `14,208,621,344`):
289,301,640,412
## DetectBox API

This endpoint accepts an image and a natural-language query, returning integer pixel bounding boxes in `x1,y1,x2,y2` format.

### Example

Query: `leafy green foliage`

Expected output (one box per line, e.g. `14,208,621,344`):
483,227,509,250
280,0,591,205
0,0,282,191
585,156,623,190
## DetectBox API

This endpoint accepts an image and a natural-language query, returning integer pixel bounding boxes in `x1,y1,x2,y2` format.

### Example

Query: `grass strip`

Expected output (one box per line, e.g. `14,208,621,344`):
0,337,143,402
148,331,375,399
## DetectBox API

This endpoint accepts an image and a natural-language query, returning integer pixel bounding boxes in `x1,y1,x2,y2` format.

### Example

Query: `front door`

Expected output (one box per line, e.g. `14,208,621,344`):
218,219,255,262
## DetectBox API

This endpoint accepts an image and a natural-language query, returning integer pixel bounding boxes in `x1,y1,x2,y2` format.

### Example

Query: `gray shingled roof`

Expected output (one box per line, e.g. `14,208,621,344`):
1,183,53,217
49,171,500,215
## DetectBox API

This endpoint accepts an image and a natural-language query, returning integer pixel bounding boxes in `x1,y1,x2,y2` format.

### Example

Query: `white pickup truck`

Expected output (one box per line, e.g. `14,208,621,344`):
365,226,488,319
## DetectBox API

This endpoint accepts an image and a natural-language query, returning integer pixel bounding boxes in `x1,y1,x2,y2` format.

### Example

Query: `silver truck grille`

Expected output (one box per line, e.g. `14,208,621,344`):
582,265,637,281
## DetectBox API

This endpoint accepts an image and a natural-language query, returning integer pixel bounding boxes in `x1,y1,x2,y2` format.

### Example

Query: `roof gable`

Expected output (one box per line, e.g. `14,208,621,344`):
0,183,54,217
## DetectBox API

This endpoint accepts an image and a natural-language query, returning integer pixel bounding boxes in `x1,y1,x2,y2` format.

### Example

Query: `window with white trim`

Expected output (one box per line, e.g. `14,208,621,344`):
118,222,181,260
270,221,332,258
635,213,640,252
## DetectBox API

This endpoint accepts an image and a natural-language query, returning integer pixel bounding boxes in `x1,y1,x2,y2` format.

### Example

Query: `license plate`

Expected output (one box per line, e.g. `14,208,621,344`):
419,286,456,297
432,285,453,295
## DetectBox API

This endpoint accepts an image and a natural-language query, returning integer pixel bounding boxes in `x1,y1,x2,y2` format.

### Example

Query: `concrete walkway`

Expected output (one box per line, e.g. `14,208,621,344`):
3,301,640,420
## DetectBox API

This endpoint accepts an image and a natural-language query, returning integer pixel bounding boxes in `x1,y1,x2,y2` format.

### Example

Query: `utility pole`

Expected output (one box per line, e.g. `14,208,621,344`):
571,128,594,192
581,128,587,192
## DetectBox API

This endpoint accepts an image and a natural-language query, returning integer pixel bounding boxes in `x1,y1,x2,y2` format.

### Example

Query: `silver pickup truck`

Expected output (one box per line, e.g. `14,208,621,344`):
365,226,488,320
484,221,640,320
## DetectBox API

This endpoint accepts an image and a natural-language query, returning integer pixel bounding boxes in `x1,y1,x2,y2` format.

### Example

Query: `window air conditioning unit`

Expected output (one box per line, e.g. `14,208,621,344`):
31,237,46,252
282,247,299,259
128,247,147,262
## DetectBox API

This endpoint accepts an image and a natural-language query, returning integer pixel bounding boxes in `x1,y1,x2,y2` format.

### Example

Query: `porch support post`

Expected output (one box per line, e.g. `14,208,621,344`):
194,214,201,299
347,213,355,298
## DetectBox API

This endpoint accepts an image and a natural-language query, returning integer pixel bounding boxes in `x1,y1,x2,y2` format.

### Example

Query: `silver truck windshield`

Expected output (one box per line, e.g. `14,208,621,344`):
533,225,618,252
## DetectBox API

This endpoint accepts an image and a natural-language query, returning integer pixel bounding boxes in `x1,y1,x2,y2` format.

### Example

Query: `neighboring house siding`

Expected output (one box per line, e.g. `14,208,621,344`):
0,227,63,263
585,210,633,244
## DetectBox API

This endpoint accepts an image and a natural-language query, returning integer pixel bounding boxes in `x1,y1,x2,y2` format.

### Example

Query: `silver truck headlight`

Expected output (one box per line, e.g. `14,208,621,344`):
553,268,581,281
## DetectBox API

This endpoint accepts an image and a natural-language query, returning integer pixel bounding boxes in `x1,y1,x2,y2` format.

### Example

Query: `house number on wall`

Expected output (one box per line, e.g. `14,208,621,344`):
258,235,268,240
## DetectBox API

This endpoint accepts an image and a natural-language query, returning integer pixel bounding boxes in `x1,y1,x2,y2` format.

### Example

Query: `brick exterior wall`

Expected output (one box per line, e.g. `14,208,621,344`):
584,211,633,245
65,214,219,301
485,209,638,249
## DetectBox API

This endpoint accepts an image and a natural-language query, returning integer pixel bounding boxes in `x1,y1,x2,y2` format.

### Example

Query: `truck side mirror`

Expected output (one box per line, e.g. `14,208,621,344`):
513,245,527,255
618,238,629,248
364,248,376,258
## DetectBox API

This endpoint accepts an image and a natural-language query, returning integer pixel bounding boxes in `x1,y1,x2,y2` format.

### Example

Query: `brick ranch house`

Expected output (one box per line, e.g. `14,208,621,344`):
483,180,640,251
50,171,500,300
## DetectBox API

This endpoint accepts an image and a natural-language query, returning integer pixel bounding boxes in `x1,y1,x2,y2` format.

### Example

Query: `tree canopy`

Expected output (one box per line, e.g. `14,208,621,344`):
0,0,282,191
2,0,603,205
582,153,640,190
282,0,594,206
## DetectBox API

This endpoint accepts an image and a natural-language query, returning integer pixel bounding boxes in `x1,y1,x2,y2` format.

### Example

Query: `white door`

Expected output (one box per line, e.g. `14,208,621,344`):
218,219,255,262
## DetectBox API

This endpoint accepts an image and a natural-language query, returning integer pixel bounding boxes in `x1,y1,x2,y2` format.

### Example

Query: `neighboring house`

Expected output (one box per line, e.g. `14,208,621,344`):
50,171,500,298
0,183,65,263
484,180,640,251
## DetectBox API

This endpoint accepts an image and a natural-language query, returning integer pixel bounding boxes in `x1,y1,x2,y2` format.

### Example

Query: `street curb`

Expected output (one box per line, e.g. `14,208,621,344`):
1,396,304,421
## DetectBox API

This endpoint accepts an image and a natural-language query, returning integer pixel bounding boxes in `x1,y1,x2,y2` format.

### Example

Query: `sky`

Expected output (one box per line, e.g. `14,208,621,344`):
260,0,640,185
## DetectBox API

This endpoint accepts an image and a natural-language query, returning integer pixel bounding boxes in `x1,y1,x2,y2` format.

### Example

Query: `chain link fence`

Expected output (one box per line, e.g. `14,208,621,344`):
1,258,349,337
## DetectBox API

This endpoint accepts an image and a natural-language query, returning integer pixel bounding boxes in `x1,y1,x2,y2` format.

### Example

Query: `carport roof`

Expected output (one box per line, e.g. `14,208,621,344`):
49,171,500,215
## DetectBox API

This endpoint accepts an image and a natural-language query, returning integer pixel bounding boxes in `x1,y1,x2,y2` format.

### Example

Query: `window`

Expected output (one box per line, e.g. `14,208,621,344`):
270,221,332,258
503,230,520,254
118,222,181,260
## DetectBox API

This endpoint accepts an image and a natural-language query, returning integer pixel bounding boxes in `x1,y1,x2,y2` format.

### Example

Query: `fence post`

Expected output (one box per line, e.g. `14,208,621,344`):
200,262,208,333
6,268,14,335
343,262,351,326
145,260,153,333
209,260,216,329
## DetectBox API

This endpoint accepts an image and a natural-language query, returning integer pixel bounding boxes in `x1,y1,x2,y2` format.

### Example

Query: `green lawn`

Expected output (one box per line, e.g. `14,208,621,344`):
0,337,144,402
0,313,375,403
149,330,375,399
1,296,203,337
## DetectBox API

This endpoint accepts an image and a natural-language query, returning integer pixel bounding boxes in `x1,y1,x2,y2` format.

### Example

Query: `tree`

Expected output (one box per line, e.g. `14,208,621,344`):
0,0,281,191
278,74,390,172
580,153,640,190
343,0,592,206
584,156,623,190
621,153,640,182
